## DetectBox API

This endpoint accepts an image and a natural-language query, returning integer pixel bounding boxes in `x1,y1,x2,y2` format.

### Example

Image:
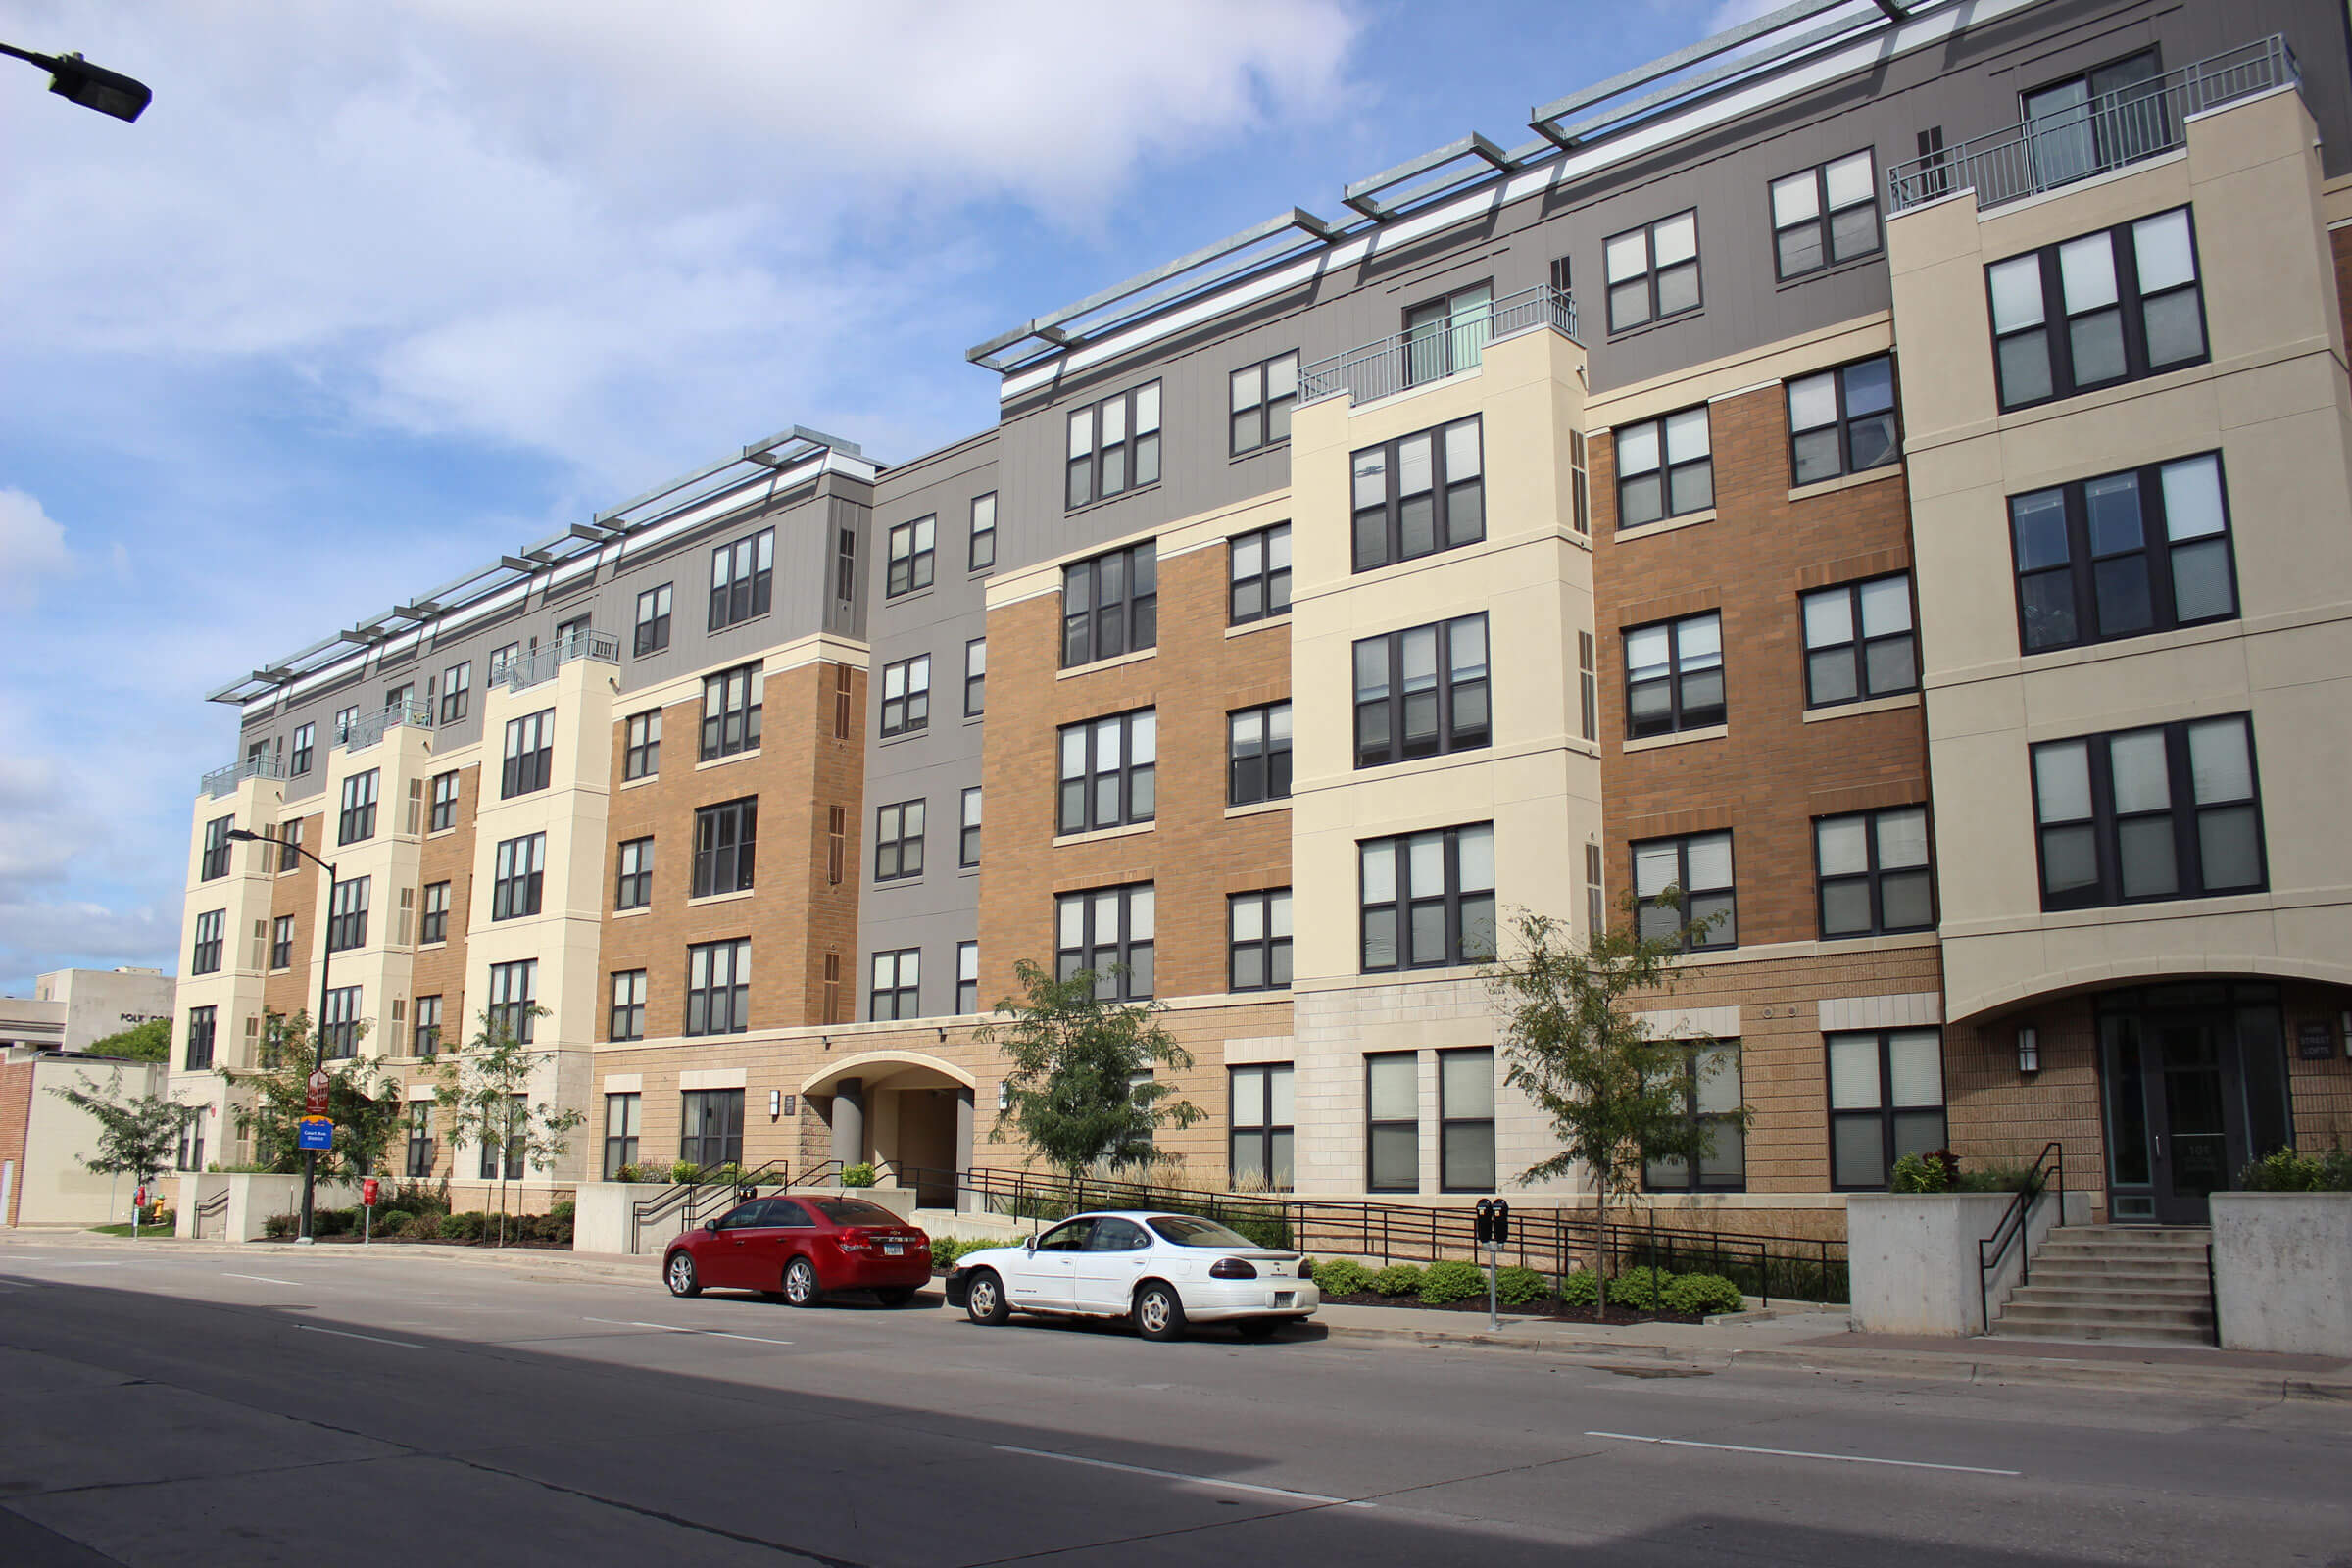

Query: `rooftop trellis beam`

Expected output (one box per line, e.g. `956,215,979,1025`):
1528,0,1862,146
1342,132,1522,220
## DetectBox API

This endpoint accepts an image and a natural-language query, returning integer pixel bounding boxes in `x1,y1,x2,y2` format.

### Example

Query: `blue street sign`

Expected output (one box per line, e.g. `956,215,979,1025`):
297,1116,334,1152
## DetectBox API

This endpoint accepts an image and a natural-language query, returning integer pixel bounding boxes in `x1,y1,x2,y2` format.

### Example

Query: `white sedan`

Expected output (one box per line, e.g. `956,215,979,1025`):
943,1210,1319,1341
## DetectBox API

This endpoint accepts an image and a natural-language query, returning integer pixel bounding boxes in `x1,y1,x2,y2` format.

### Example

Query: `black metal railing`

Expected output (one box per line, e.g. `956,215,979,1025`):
626,1159,788,1253
194,1189,229,1239
1977,1142,2065,1331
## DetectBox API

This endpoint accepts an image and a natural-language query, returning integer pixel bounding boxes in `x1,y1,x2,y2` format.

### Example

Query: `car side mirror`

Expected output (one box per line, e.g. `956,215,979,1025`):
1025,1234,1038,1252
704,1219,721,1232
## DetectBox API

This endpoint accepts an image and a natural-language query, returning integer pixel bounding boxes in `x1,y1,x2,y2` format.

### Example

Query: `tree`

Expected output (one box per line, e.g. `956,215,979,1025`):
86,1018,170,1062
981,959,1203,1180
221,1010,405,1180
46,1069,203,1233
1484,896,1750,1313
433,1004,584,1245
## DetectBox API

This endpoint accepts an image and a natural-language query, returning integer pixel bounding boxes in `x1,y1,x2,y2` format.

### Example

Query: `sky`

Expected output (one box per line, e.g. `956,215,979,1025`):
0,0,1784,995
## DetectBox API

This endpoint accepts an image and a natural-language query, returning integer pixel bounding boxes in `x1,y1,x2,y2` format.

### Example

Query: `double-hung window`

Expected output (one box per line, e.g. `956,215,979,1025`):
684,940,750,1035
1801,576,1917,707
1359,822,1495,972
1227,702,1292,806
1604,210,1700,332
1578,632,1598,741
491,834,544,920
326,876,371,953
679,1089,743,1168
190,909,224,975
200,815,232,880
487,959,536,1044
1439,1048,1496,1193
602,1093,640,1177
958,787,982,867
962,639,986,716
609,970,646,1043
1829,1029,1946,1189
634,583,671,656
1816,806,1934,938
270,913,294,969
1229,351,1298,453
419,881,449,945
2033,714,2264,909
1351,417,1483,571
709,526,773,630
277,817,305,871
692,798,757,898
1614,407,1712,527
339,769,380,843
1066,381,1162,508
1057,710,1155,834
406,1104,437,1175
1229,1065,1295,1190
1055,884,1154,999
479,1094,525,1181
429,769,459,830
1354,613,1489,767
1989,207,2205,411
2009,452,2235,653
1624,612,1724,737
289,724,315,776
624,710,661,780
968,493,996,572
869,949,920,1020
184,1006,217,1070
1788,356,1898,484
879,655,930,737
320,986,362,1059
1643,1043,1744,1192
1061,543,1156,667
413,995,442,1056
874,800,925,882
1228,889,1292,993
501,710,554,798
956,942,979,1013
1229,523,1291,624
700,663,762,760
1366,1054,1418,1193
439,662,470,724
614,837,653,910
887,515,936,597
1633,831,1736,949
1770,152,1879,278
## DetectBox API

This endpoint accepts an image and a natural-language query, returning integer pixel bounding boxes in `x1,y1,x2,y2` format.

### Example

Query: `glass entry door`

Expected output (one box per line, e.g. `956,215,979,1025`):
2099,984,2288,1224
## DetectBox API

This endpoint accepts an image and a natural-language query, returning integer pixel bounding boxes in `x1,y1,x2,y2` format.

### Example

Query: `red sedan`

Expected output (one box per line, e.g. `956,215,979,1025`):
662,1194,931,1307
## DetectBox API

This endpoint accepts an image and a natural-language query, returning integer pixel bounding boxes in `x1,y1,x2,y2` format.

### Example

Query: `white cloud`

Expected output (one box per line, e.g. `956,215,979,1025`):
0,489,69,607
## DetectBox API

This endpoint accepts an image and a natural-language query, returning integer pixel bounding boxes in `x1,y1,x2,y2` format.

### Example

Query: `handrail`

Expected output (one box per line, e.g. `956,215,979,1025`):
194,1189,230,1239
341,698,433,753
1298,283,1579,408
201,755,285,797
788,1159,846,1189
1977,1142,2064,1333
504,628,622,692
626,1159,789,1252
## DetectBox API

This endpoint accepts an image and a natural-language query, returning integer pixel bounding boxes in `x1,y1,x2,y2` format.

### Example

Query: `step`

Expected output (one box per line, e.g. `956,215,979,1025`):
2027,1260,2209,1283
1994,1303,2213,1334
2034,1244,2210,1264
1988,1315,2215,1346
2004,1285,2215,1309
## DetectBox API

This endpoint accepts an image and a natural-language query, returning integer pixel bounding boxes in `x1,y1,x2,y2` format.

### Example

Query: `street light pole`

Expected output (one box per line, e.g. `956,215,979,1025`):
227,826,336,1243
0,41,152,122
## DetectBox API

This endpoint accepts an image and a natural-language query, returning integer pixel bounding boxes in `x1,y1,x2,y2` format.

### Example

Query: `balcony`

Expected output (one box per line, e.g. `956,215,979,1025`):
199,754,283,799
1299,284,1579,409
340,698,433,753
504,627,621,693
1887,35,2300,215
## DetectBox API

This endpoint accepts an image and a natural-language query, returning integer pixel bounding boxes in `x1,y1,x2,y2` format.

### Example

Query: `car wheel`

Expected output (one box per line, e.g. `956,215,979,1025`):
965,1269,1010,1326
782,1255,821,1307
1133,1282,1187,1342
1236,1317,1280,1340
664,1252,701,1298
875,1286,918,1307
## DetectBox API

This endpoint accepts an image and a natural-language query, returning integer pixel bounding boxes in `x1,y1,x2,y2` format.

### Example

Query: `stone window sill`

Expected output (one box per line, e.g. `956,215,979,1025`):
1623,723,1727,754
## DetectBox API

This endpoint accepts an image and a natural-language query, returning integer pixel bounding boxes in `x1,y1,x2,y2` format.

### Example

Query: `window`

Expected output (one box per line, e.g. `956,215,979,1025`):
962,639,985,717
1634,832,1737,950
1644,1043,1745,1192
634,583,671,656
487,959,536,1044
487,643,519,684
406,1103,437,1176
1354,614,1488,767
479,1094,526,1181
958,787,982,868
439,662,471,724
1061,543,1157,667
1055,884,1154,999
334,705,358,743
2033,714,2265,909
1788,356,1898,484
1439,1049,1496,1193
413,995,442,1057
289,724,315,777
1801,575,1917,708
826,804,846,886
428,770,459,831
624,710,662,780
1058,709,1155,834
692,798,757,898
320,985,362,1059
956,941,979,1013
869,948,920,1020
248,914,270,971
501,710,555,798
419,881,449,946
338,769,380,844
614,837,654,910
708,526,773,631
1624,612,1724,737
685,939,750,1035
835,526,858,605
1771,151,1879,278
1230,1064,1295,1190
1229,523,1292,625
1230,351,1299,454
1604,209,1701,332
277,816,304,872
887,515,936,597
1067,381,1162,508
603,1093,641,1178
1614,407,1712,527
554,614,590,652
680,1088,744,1169
609,970,646,1042
879,655,930,737
184,1005,216,1070
2009,452,2235,653
491,834,545,920
327,876,371,953
1351,417,1484,571
1228,889,1292,993
199,815,232,881
1227,702,1293,806
1584,842,1605,937
968,493,996,572
1359,822,1495,972
874,800,925,882
1990,207,2204,411
1366,1054,1418,1193
831,663,853,740
1404,284,1494,386
270,914,294,970
1817,806,1935,938
2023,49,2166,190
1578,631,1598,741
1830,1029,1946,1189
700,663,763,760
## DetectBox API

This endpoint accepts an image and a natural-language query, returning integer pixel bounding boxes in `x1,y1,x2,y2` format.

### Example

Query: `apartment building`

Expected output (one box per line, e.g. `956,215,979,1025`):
172,0,2352,1235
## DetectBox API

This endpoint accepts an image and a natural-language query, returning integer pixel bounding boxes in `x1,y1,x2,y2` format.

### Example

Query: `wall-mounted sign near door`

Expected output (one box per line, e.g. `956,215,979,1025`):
2294,1019,2334,1060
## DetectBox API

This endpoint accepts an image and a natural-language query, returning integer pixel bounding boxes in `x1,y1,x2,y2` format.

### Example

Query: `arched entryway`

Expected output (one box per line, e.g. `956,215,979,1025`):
800,1053,976,1210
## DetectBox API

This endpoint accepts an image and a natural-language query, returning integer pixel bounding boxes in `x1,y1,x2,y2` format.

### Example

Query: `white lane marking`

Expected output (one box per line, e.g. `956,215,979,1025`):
581,1316,792,1347
993,1444,1374,1508
294,1324,426,1350
1584,1431,2021,1477
36,1261,123,1268
223,1273,304,1286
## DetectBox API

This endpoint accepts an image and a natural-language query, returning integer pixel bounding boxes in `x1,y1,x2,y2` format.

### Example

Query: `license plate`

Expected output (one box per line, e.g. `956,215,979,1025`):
882,1242,904,1255
1275,1292,1295,1307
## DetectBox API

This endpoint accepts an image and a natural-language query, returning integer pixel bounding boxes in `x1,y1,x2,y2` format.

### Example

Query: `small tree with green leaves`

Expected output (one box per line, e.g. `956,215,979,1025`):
86,1018,170,1062
982,959,1203,1181
221,1010,404,1180
1485,894,1749,1313
433,1004,584,1245
46,1069,203,1233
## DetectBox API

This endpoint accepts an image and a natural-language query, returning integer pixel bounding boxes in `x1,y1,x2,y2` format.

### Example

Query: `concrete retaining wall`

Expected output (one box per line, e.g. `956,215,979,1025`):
167,1172,364,1242
1848,1189,2087,1335
2211,1192,2352,1355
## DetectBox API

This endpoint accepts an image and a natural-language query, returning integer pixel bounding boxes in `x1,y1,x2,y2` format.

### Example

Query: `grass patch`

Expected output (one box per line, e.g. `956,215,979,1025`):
86,1223,185,1239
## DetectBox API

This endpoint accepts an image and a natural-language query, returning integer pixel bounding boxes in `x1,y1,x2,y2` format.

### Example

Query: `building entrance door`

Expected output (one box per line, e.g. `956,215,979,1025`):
2097,984,2290,1224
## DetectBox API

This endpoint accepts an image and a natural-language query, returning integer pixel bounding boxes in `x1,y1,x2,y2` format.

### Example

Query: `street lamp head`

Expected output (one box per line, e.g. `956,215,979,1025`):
43,51,150,122
224,827,260,843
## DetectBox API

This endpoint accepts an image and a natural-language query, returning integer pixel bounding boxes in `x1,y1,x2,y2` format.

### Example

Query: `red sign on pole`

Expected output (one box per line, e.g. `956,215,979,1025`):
134,1185,147,1208
306,1069,330,1117
362,1178,379,1208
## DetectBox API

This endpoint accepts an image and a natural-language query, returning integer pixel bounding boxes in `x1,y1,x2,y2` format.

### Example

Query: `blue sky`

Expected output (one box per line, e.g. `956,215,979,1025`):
0,0,1763,994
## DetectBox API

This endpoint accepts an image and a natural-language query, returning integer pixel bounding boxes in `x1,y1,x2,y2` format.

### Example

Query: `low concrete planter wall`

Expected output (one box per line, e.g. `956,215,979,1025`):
572,1182,660,1255
1848,1189,2086,1335
169,1173,365,1242
2211,1192,2352,1356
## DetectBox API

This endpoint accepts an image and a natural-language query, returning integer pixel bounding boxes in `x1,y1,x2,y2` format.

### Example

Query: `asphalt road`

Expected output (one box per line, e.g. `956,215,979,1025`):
0,1241,2344,1567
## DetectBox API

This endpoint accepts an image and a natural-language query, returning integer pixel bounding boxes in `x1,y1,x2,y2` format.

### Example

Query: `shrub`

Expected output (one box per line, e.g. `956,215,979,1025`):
550,1200,575,1225
407,1211,443,1241
441,1210,487,1242
1495,1266,1552,1307
1311,1258,1375,1297
669,1161,704,1185
1370,1264,1424,1298
1662,1272,1746,1315
2238,1146,2352,1193
1603,1266,1675,1311
373,1209,414,1237
934,1237,1008,1270
263,1212,296,1239
841,1163,877,1188
1417,1260,1486,1305
313,1207,356,1237
1890,1151,1952,1194
389,1179,451,1216
1560,1268,1598,1306
1955,1164,2044,1195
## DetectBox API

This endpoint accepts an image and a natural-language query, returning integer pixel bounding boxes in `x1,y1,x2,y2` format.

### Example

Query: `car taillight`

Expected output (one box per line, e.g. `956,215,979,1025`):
836,1231,872,1251
1209,1257,1257,1280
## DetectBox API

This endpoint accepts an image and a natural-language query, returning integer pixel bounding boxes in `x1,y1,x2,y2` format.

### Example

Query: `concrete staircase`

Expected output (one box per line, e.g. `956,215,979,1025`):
1990,1225,2215,1345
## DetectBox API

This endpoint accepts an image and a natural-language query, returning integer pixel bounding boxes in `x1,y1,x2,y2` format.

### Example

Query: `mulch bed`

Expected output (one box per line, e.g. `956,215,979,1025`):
1319,1289,1704,1326
261,1234,568,1249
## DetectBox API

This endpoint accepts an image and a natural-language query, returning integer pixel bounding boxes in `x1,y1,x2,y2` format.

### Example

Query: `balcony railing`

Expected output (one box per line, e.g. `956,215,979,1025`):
200,754,284,798
504,627,621,693
341,698,433,753
1299,283,1579,408
1888,35,2300,214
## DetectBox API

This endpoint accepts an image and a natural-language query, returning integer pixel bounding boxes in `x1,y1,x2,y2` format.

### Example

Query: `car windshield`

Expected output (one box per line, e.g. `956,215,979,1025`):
812,1198,901,1227
1146,1215,1256,1248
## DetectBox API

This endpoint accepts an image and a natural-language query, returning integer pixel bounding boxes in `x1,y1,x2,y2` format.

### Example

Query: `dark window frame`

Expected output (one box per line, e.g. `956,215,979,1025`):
1769,150,1881,280
2031,714,2267,911
487,959,536,1045
963,638,985,717
490,833,545,921
874,799,926,883
1066,381,1163,509
1603,208,1702,333
1351,416,1484,572
1229,350,1299,455
958,786,982,868
289,724,315,777
1815,805,1936,939
270,913,294,970
439,662,471,724
1229,522,1292,625
614,836,654,910
321,984,363,1059
1624,611,1725,737
338,769,380,844
1229,1063,1295,1191
1632,831,1738,951
609,970,646,1043
413,994,442,1057
602,1092,640,1178
1642,1042,1746,1193
1828,1028,1947,1191
699,663,762,760
1613,405,1713,528
190,908,224,974
969,492,997,572
692,797,758,899
501,710,554,799
1055,883,1155,1001
1057,709,1156,835
184,1005,216,1070
1061,542,1158,668
419,880,449,946
708,526,774,632
956,941,979,1014
325,876,370,954
1353,613,1489,768
200,815,233,881
679,1088,744,1168
879,654,930,737
407,1102,437,1175
1365,1053,1419,1194
869,947,921,1021
1787,355,1900,485
624,709,662,780
634,582,672,657
1988,205,2207,413
683,939,750,1036
1359,822,1496,973
1801,574,1918,708
887,515,937,598
1227,888,1292,993
2008,451,2238,655
1227,701,1293,807
1438,1046,1497,1195
429,769,459,831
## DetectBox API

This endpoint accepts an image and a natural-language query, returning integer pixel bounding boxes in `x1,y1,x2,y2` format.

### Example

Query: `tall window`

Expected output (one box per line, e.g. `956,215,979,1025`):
1801,576,1917,707
609,970,646,1042
1359,822,1495,972
1057,710,1155,834
2033,714,2264,909
836,526,858,605
603,1092,641,1177
184,1005,217,1070
692,798,757,898
488,959,537,1044
1061,542,1157,667
624,710,662,780
439,662,471,724
684,940,751,1035
958,787,982,868
879,654,930,736
277,816,305,872
614,837,654,910
554,615,589,652
700,663,762,760
487,644,518,684
1229,523,1292,624
479,1094,526,1180
1439,1048,1496,1193
2009,452,2235,653
827,804,846,886
1816,807,1934,938
1229,351,1298,454
634,583,672,656
874,800,925,882
709,526,773,630
869,949,920,1020
334,706,358,743
1351,417,1484,571
429,770,459,831
887,515,936,597
1643,1043,1744,1192
1578,631,1598,741
1584,842,1605,937
1989,207,2204,411
1354,614,1489,767
406,1103,436,1176
501,710,554,798
1056,884,1154,999
270,914,294,969
1625,611,1724,736
956,941,979,1013
968,492,997,572
1633,831,1736,950
491,834,545,920
289,724,315,777
1404,283,1493,385
419,881,449,945
1770,151,1879,278
413,995,442,1056
327,876,371,952
1228,889,1292,993
187,908,224,975
321,985,363,1059
961,638,986,717
1614,407,1712,527
1366,1054,1418,1193
1230,1064,1295,1190
1227,703,1293,806
1830,1029,1946,1189
679,1089,743,1169
1788,356,1898,484
1604,209,1700,332
2022,50,2166,191
1066,381,1162,508
338,769,380,844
